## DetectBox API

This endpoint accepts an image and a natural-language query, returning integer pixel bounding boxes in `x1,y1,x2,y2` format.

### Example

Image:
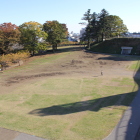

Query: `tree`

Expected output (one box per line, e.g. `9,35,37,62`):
80,9,93,49
90,12,99,41
43,21,67,52
0,23,21,54
81,9,128,43
61,24,68,37
19,21,48,55
97,9,109,41
96,9,128,41
104,15,128,37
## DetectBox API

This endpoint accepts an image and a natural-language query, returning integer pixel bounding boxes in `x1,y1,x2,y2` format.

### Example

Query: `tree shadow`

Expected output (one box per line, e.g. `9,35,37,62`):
103,61,140,140
29,92,136,116
97,56,140,61
28,52,140,140
55,45,84,53
29,60,140,117
35,45,84,56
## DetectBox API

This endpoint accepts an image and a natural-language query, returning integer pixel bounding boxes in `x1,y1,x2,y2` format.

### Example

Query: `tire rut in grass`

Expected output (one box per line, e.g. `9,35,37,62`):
4,72,65,86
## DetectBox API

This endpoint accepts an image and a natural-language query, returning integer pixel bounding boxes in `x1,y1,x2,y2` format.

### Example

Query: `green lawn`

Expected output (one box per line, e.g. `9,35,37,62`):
0,77,138,140
0,46,140,140
129,60,140,71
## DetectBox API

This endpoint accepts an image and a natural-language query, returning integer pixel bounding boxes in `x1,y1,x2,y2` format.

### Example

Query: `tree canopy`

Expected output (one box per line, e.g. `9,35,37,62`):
43,21,67,52
0,20,68,55
0,23,21,54
19,21,48,55
80,9,128,47
105,15,128,37
80,9,93,48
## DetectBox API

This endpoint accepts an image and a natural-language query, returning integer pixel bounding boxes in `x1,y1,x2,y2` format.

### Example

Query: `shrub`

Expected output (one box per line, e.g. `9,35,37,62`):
0,51,30,71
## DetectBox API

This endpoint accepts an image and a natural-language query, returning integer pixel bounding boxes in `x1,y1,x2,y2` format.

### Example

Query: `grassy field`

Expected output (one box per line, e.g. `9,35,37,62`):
0,46,140,140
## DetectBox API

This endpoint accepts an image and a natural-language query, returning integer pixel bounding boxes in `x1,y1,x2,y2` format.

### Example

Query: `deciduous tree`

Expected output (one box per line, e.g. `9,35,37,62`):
0,23,20,54
105,15,128,37
19,21,48,55
43,21,68,52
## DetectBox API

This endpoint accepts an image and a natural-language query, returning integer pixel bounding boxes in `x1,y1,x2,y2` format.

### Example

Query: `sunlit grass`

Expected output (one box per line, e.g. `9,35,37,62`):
0,46,140,139
0,76,138,140
129,60,140,71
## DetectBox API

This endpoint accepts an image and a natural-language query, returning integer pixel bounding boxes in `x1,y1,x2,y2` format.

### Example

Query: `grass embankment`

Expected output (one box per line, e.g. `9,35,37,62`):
0,46,140,140
90,38,140,54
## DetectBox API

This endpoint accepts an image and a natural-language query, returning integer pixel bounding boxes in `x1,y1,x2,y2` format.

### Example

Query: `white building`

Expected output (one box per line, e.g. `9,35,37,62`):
68,32,80,42
126,32,140,38
79,28,86,38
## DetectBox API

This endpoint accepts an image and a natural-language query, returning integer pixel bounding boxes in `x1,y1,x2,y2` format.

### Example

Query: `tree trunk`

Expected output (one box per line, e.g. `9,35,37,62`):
87,37,90,49
52,45,55,53
55,44,58,50
32,51,35,56
102,33,104,42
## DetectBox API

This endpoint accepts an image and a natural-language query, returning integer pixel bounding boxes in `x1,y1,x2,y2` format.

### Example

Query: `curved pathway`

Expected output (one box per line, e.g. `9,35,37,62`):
103,89,140,140
0,127,48,140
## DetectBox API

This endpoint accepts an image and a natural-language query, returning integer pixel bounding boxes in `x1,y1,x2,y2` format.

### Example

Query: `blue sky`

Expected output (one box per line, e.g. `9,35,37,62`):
0,0,140,33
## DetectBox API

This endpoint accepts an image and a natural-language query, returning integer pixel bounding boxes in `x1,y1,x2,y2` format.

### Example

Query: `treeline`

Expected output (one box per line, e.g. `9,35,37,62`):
0,21,69,71
0,21,68,55
80,9,128,48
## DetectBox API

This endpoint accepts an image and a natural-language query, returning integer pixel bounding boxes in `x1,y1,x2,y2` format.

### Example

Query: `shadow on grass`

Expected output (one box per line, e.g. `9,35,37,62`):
29,61,140,117
35,45,84,56
29,92,137,116
55,45,84,53
97,56,140,61
103,61,140,140
29,53,140,140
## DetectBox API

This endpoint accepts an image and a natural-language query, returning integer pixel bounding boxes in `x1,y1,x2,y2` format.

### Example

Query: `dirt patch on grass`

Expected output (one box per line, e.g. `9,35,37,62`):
4,72,65,86
0,46,139,140
0,46,136,91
